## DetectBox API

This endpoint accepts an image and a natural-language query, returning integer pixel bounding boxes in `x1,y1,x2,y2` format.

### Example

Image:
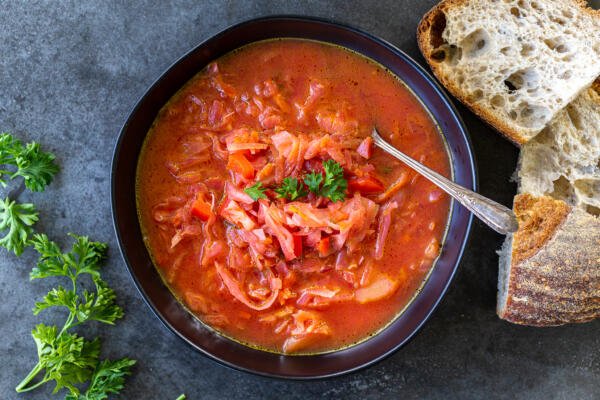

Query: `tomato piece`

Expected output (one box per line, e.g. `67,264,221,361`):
227,152,255,179
190,197,212,221
316,237,330,258
293,235,303,258
348,176,385,194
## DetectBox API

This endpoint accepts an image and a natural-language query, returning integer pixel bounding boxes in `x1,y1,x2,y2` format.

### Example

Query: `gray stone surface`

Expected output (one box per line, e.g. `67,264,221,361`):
1,1,599,399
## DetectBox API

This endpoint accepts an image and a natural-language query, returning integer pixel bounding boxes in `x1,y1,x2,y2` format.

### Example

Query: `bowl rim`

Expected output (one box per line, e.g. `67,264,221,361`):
111,14,476,379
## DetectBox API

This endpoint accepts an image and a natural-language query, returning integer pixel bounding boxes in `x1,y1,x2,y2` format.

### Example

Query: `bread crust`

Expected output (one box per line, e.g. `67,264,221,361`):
511,195,570,265
498,194,600,326
592,79,600,94
417,0,600,146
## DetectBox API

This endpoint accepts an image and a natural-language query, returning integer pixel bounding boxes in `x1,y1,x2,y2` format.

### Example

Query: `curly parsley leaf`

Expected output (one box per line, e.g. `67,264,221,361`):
275,177,308,201
65,233,108,278
14,142,60,192
303,171,323,194
0,133,24,162
320,160,347,202
0,132,59,191
0,134,23,185
77,279,124,325
33,286,78,315
65,358,136,400
244,182,267,201
29,233,107,280
30,233,69,279
320,180,347,202
0,197,38,256
322,159,344,186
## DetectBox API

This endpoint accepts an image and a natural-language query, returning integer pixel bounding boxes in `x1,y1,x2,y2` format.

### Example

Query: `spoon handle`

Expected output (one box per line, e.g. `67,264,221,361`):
371,129,518,235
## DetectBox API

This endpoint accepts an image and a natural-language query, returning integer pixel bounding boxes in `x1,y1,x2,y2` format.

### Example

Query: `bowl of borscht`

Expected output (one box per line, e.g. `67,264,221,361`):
112,16,475,378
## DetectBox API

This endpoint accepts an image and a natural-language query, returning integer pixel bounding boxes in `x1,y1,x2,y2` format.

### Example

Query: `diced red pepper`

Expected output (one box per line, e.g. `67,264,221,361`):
293,235,303,258
227,152,255,179
316,237,330,258
190,197,213,221
348,176,385,194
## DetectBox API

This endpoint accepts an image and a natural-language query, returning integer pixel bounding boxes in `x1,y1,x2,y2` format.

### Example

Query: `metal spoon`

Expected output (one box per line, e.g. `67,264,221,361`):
371,128,518,234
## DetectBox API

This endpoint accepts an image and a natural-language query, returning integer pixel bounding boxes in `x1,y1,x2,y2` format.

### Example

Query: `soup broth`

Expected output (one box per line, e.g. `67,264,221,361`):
137,39,451,354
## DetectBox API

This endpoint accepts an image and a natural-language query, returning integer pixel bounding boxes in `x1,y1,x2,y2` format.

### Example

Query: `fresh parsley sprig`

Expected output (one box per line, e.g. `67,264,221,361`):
275,177,308,201
303,171,323,194
0,132,59,192
65,358,137,400
1,132,136,398
0,197,39,256
15,234,135,398
318,159,347,202
244,182,267,201
0,132,59,255
21,324,100,395
245,159,348,203
280,159,347,202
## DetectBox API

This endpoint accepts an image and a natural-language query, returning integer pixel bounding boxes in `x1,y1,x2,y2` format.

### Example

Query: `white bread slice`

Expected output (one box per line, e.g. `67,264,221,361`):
417,0,600,144
497,194,600,326
518,81,600,213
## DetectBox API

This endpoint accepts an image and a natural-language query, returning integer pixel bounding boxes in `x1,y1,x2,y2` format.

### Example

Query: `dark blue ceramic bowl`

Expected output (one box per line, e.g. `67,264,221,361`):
111,16,475,379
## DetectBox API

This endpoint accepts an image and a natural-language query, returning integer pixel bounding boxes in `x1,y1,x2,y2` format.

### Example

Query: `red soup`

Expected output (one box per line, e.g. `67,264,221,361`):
137,39,451,354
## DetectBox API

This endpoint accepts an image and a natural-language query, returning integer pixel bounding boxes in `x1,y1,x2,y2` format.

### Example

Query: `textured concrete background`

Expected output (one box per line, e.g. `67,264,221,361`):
1,1,599,399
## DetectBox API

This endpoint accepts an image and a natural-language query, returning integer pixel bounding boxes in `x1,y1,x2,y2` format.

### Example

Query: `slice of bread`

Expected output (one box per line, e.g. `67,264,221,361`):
497,194,600,325
518,81,600,213
417,0,600,144
497,82,600,325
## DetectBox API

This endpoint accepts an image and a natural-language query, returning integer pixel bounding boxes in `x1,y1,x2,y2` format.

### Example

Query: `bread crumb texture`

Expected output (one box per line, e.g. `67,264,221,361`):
418,0,600,143
519,84,600,214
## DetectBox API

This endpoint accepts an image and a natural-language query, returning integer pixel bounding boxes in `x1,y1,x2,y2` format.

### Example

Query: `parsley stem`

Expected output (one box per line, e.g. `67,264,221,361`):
18,289,77,392
56,275,78,337
15,362,46,392
58,312,75,337
22,284,78,393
